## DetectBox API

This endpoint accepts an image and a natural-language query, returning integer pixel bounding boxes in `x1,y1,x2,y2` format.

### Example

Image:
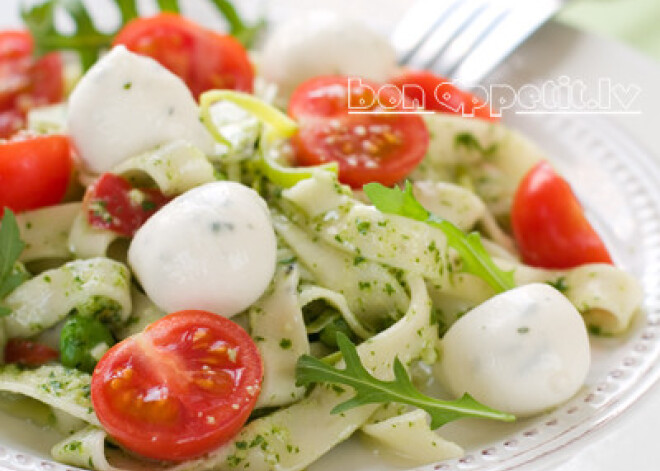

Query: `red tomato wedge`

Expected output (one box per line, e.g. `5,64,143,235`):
113,13,254,98
0,30,64,138
92,310,263,461
83,173,170,237
511,160,613,269
0,134,72,216
4,338,58,366
389,70,497,121
289,75,429,188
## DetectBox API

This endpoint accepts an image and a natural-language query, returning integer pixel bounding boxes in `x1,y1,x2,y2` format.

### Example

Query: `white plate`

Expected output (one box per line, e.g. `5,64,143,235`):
1,2,660,471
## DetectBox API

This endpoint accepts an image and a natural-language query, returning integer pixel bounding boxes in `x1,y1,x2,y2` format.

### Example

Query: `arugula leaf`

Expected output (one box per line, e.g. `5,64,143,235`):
21,0,113,70
208,0,266,47
0,210,27,317
363,181,515,293
21,0,265,71
296,332,515,429
114,0,139,24
156,0,180,13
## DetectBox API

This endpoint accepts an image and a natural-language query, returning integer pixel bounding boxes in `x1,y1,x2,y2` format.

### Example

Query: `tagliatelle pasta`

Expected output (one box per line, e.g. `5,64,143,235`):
3,258,132,338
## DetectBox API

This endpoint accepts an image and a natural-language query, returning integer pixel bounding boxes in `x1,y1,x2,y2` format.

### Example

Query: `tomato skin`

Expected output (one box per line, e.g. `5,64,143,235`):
83,173,170,237
4,338,58,366
389,70,497,121
91,310,263,461
0,30,33,59
0,134,72,215
113,13,254,98
289,75,429,188
511,161,613,269
0,31,64,138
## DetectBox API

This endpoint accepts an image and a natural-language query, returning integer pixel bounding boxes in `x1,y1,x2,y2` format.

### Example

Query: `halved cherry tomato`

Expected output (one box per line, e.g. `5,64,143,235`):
289,75,429,188
91,310,263,461
511,160,613,269
4,338,58,366
0,134,72,216
0,30,64,138
389,70,497,121
113,13,254,98
83,173,170,237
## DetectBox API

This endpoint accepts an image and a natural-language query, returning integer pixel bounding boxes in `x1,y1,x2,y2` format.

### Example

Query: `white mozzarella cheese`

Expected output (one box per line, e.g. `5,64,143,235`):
260,11,397,101
438,283,590,417
128,181,277,317
67,46,215,174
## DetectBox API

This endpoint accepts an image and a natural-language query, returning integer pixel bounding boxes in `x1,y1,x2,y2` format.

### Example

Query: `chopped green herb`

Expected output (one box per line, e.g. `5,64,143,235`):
353,256,366,266
235,441,248,450
588,325,603,336
356,219,371,235
141,200,157,211
548,277,568,293
454,132,498,156
358,281,371,290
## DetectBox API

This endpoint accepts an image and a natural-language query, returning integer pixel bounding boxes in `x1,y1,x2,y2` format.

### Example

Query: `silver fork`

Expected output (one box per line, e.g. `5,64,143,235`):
392,0,567,88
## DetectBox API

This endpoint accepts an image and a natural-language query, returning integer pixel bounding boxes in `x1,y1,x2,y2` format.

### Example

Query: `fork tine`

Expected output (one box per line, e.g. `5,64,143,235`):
431,2,511,78
405,0,490,71
391,0,463,64
450,0,564,88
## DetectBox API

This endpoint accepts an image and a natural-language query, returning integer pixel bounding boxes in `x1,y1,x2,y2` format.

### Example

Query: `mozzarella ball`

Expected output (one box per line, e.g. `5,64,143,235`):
260,11,397,101
438,283,590,417
68,46,215,174
128,181,277,317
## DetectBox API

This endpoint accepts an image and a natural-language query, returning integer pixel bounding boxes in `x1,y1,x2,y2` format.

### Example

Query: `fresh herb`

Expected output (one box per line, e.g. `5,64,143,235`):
0,210,28,316
59,315,115,373
296,332,515,428
548,276,568,293
140,200,157,212
21,0,265,71
363,182,515,293
455,132,497,157
207,0,265,47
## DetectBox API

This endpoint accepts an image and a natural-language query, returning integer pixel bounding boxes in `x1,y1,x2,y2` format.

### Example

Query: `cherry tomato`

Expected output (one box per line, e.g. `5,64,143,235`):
511,161,613,269
83,173,170,238
0,30,64,138
91,310,263,461
4,338,58,366
289,75,429,188
0,134,72,216
389,70,497,121
113,13,254,98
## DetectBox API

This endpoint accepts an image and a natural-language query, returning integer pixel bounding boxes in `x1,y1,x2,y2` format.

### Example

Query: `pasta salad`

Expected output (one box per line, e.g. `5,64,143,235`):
0,2,643,471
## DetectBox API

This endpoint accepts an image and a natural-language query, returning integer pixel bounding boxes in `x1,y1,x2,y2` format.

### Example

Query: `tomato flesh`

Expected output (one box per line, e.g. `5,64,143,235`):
389,70,497,121
92,310,263,461
0,134,72,216
4,338,58,366
289,75,429,188
0,30,63,138
511,161,613,269
84,173,170,237
113,13,254,98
